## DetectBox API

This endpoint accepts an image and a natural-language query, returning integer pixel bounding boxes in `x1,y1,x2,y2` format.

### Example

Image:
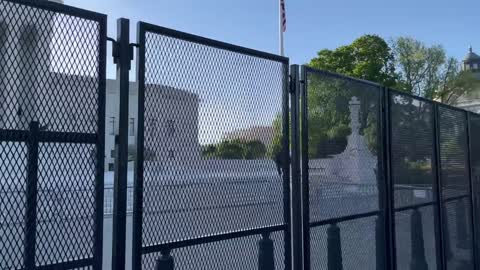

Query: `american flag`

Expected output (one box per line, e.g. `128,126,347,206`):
280,0,286,32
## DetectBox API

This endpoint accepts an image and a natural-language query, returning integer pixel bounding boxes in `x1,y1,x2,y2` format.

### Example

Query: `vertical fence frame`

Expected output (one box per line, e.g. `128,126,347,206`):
468,112,480,264
283,60,293,270
299,65,310,270
24,121,39,270
290,64,302,270
132,21,146,270
382,87,396,270
95,9,108,270
432,103,447,270
467,112,479,268
466,112,478,269
112,17,131,270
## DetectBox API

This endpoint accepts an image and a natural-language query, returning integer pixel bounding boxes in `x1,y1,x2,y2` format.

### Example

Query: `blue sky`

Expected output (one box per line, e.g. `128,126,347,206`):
65,0,480,79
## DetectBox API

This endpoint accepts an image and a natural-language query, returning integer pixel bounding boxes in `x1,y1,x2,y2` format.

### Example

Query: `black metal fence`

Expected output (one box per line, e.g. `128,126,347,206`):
131,22,291,270
297,65,479,270
0,0,106,269
2,1,480,270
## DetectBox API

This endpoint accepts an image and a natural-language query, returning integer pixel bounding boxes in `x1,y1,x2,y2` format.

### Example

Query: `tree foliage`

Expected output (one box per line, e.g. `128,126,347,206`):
392,37,479,103
310,35,397,87
202,139,267,160
270,34,479,168
306,35,390,157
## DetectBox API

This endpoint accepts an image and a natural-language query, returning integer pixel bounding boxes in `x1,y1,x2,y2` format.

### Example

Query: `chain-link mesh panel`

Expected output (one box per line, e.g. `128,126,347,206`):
136,23,288,268
0,0,105,269
394,206,439,270
438,107,469,198
309,216,379,270
443,198,474,269
304,69,384,270
36,143,97,265
390,93,436,207
305,70,382,222
0,0,102,133
438,106,474,269
0,142,26,269
142,231,285,270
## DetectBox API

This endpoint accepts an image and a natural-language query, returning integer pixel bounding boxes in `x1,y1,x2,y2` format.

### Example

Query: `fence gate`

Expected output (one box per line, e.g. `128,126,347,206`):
132,22,291,270
0,0,106,269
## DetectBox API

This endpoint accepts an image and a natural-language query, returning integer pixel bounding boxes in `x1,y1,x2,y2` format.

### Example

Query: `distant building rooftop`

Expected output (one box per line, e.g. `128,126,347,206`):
464,46,480,63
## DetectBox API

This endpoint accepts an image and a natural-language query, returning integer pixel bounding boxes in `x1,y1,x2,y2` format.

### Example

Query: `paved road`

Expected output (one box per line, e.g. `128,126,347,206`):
1,177,475,270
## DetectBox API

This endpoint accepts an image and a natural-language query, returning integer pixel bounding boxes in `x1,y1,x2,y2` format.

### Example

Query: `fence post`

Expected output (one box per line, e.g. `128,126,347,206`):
410,208,428,270
155,249,174,270
465,112,478,269
455,199,468,249
258,232,275,270
112,17,132,270
327,223,343,270
24,121,39,270
290,64,303,270
382,87,396,270
300,65,310,270
433,103,448,269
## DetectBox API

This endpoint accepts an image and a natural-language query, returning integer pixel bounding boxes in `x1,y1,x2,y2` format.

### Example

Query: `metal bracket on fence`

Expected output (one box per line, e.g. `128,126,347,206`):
109,36,135,70
289,75,295,94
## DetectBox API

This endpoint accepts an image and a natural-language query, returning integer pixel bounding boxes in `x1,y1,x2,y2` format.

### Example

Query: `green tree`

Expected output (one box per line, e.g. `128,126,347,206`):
203,139,267,160
243,140,267,160
392,37,479,102
201,144,217,158
392,37,446,98
436,58,480,105
306,35,392,157
270,35,392,159
215,140,245,159
310,34,397,87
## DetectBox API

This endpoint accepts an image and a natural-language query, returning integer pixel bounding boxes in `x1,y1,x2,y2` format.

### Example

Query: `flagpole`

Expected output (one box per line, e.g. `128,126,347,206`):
279,0,284,56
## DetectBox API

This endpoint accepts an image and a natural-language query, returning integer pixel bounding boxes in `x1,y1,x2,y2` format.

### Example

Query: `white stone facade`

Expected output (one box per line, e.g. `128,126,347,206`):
104,81,201,171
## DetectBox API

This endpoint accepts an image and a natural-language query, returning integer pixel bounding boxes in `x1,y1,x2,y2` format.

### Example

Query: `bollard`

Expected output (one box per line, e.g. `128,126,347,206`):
410,209,428,270
258,233,275,270
327,223,343,270
455,199,469,249
375,215,385,270
155,249,174,270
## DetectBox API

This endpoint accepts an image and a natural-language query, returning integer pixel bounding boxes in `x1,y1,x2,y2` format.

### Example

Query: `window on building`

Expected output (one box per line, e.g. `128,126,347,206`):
166,120,175,137
129,118,135,136
109,117,115,135
168,149,174,160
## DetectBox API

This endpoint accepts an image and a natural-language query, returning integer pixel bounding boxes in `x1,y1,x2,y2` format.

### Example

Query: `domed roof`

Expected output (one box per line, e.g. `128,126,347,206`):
464,46,480,62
